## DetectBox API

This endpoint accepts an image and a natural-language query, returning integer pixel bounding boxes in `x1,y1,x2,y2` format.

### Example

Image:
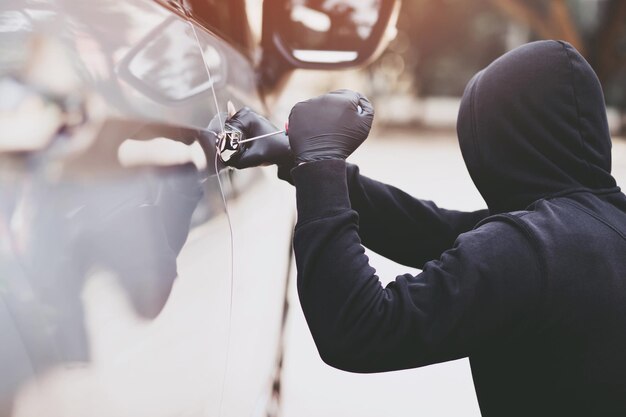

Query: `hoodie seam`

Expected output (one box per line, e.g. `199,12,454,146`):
560,199,626,242
558,40,595,188
540,186,622,202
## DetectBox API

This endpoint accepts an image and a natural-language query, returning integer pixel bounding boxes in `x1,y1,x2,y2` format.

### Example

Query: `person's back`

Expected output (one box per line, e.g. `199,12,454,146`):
456,40,626,415
471,192,626,415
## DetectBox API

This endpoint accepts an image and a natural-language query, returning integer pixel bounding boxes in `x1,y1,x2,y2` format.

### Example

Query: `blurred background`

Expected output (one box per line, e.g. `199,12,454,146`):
375,0,625,130
271,0,626,133
270,1,626,416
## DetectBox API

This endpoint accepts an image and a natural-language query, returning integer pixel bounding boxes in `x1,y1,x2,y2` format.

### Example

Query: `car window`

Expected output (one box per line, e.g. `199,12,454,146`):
120,17,226,104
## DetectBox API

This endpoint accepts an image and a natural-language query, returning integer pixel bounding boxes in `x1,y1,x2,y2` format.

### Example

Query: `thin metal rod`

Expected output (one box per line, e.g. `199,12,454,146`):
237,129,286,144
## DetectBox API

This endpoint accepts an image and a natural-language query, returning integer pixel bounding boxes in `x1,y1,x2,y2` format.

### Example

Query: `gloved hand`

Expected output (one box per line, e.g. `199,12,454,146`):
288,89,374,165
224,107,294,169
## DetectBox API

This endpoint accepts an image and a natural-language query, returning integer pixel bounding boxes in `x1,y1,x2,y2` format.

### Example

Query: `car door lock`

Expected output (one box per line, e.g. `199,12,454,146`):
216,126,243,163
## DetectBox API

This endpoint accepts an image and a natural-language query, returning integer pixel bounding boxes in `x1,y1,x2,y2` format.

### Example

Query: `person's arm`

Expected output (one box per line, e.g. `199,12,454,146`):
346,163,489,268
221,108,488,268
292,160,542,372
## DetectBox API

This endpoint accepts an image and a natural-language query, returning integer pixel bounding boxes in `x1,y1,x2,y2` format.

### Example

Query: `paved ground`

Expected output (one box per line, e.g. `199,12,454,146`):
281,130,626,417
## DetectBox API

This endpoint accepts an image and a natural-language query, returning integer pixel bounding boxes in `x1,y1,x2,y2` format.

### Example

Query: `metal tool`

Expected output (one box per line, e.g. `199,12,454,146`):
216,128,286,162
238,129,286,144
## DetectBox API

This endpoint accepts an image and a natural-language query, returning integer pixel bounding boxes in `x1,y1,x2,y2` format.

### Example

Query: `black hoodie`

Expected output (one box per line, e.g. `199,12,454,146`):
289,40,626,416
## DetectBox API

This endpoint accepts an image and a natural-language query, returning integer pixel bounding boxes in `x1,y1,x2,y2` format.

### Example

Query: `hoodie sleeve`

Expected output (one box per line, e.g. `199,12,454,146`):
345,163,489,268
292,160,543,372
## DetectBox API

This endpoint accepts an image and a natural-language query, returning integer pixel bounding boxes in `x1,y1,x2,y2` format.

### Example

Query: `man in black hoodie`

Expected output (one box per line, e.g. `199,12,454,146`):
225,41,626,415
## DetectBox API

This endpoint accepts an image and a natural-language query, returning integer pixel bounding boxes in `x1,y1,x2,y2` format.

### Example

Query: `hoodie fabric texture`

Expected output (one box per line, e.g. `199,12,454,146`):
290,40,626,416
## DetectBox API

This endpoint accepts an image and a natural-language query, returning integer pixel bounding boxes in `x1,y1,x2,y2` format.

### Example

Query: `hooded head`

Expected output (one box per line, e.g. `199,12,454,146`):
457,40,618,214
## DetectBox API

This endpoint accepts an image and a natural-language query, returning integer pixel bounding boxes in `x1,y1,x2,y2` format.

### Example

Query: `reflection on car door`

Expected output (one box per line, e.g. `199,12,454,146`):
0,1,291,416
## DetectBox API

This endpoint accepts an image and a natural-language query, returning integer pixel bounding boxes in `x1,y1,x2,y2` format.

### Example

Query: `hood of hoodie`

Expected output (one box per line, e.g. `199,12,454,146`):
457,40,618,214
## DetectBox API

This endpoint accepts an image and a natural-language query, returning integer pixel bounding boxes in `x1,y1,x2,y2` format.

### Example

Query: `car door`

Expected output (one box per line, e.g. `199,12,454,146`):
0,0,293,416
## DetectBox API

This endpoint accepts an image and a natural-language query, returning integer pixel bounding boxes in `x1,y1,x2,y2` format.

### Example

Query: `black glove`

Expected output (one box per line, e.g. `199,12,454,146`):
287,89,374,165
224,107,294,169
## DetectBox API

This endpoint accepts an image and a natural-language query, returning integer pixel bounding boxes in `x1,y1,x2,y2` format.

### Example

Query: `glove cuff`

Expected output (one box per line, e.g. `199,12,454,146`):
291,159,350,222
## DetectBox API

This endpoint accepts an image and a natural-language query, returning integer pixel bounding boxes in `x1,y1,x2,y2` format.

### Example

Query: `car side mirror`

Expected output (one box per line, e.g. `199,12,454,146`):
262,0,400,70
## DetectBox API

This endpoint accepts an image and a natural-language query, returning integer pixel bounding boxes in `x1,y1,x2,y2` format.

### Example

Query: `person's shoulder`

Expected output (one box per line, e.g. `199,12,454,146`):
474,209,531,230
454,210,543,266
470,209,535,239
455,211,533,253
430,212,544,282
472,209,542,247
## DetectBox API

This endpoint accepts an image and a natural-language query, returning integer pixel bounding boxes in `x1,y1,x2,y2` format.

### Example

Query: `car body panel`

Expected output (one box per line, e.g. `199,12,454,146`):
0,1,293,416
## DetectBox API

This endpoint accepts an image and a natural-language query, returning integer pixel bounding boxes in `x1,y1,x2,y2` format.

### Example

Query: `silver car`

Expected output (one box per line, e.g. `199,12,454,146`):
0,1,398,416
